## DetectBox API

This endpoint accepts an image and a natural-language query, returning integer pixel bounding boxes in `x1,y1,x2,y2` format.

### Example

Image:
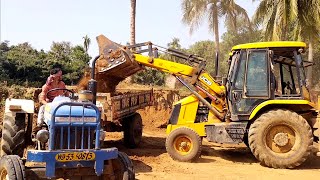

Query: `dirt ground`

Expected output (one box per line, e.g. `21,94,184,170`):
2,83,320,179
105,107,320,180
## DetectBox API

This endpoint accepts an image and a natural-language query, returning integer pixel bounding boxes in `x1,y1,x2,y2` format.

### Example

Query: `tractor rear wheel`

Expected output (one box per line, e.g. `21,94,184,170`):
248,109,313,168
0,155,25,180
166,127,202,162
123,113,143,148
0,113,26,157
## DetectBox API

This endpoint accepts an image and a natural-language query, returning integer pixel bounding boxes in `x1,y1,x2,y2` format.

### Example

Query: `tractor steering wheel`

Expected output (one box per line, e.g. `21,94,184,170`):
46,88,74,102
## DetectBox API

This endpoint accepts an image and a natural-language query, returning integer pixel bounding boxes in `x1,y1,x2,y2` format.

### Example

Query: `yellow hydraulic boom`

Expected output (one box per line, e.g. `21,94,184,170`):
95,35,227,121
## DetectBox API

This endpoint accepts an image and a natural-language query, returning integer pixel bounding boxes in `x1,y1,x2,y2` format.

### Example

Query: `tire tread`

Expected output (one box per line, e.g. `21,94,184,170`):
248,109,313,169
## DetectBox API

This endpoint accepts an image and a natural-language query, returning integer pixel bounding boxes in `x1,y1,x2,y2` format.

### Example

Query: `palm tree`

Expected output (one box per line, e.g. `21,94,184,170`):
82,35,91,54
253,0,320,86
167,38,182,49
253,0,297,41
130,0,136,45
294,0,320,86
181,0,250,75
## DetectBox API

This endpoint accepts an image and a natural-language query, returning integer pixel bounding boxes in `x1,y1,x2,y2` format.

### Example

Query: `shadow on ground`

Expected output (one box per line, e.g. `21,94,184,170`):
102,136,167,158
132,160,153,173
201,144,258,164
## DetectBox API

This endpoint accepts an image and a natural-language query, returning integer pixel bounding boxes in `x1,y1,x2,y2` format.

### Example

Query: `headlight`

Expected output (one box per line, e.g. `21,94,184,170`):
55,117,96,122
36,129,49,143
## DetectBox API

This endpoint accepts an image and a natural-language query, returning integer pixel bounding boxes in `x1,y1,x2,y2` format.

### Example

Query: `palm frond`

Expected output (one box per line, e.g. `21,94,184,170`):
181,0,207,34
253,0,269,26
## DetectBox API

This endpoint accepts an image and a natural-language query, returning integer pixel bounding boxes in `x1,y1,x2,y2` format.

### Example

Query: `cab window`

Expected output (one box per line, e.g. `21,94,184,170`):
234,51,247,89
245,50,269,97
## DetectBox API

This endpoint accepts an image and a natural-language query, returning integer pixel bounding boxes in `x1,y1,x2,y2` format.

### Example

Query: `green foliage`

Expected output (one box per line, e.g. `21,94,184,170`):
181,0,251,66
254,0,320,87
219,19,264,75
0,41,10,81
311,42,320,88
0,40,90,87
181,0,250,34
132,38,183,86
254,0,320,42
188,41,223,75
0,82,9,107
132,67,166,86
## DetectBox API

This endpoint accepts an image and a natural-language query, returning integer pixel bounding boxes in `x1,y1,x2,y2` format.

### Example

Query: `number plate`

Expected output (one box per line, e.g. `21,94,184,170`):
55,152,95,162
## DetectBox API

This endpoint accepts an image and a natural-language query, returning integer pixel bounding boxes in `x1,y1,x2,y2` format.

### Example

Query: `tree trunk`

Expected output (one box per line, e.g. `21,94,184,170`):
307,41,313,88
130,0,136,45
213,3,220,76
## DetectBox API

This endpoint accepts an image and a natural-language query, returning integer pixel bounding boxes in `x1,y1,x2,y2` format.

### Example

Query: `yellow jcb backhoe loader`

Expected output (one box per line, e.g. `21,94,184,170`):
90,35,319,169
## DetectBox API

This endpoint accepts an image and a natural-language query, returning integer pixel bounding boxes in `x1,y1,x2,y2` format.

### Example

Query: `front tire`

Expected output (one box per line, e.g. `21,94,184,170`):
166,127,202,162
248,109,313,168
0,155,26,180
1,113,26,157
111,152,135,180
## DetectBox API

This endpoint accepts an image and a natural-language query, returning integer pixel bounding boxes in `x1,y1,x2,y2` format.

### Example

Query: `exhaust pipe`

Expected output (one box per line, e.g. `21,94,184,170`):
88,55,100,104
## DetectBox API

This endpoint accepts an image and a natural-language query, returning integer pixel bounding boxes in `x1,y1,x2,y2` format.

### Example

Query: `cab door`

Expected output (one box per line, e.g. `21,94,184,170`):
228,49,270,120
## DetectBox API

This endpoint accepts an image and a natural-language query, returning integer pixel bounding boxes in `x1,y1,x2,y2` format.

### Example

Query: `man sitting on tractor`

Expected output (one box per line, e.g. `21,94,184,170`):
37,68,69,127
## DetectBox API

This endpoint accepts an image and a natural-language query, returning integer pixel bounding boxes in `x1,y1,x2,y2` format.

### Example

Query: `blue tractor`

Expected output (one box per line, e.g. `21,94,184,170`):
0,56,135,179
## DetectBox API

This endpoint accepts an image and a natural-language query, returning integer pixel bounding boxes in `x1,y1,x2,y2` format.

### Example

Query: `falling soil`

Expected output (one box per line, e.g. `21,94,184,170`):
77,67,124,94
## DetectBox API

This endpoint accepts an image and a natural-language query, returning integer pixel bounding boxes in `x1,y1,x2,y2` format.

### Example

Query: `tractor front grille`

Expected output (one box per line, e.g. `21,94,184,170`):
48,102,101,150
54,126,95,150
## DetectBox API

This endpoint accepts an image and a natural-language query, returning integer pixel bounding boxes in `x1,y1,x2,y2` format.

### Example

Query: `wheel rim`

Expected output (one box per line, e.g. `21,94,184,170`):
0,169,9,180
265,124,296,153
173,135,193,155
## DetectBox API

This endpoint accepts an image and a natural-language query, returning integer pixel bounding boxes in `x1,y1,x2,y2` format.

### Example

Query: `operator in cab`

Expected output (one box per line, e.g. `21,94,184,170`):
37,68,69,127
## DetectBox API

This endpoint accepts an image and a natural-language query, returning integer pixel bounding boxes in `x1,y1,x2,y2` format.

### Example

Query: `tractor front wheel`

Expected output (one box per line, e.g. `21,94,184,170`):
166,127,202,162
0,155,25,180
111,152,135,180
248,109,313,168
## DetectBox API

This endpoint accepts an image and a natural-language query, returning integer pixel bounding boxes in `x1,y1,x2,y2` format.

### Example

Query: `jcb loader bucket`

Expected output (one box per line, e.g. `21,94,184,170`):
96,35,142,80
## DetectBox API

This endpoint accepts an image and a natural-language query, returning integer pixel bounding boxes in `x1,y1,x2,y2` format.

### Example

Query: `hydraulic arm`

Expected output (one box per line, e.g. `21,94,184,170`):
95,35,227,120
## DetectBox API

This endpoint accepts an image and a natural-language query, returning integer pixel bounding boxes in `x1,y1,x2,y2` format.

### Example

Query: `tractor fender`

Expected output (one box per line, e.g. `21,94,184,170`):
4,98,34,114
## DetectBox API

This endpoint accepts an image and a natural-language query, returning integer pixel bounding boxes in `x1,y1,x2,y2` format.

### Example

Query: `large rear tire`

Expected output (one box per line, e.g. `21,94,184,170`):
248,109,313,168
0,113,26,157
123,113,143,148
166,127,202,162
0,155,26,180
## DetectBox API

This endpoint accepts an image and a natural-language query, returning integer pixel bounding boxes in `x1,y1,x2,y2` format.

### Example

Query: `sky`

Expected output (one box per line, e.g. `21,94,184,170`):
0,0,259,58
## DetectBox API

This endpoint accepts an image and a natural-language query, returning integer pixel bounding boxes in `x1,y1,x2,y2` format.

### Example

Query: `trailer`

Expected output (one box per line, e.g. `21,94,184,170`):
96,89,153,148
